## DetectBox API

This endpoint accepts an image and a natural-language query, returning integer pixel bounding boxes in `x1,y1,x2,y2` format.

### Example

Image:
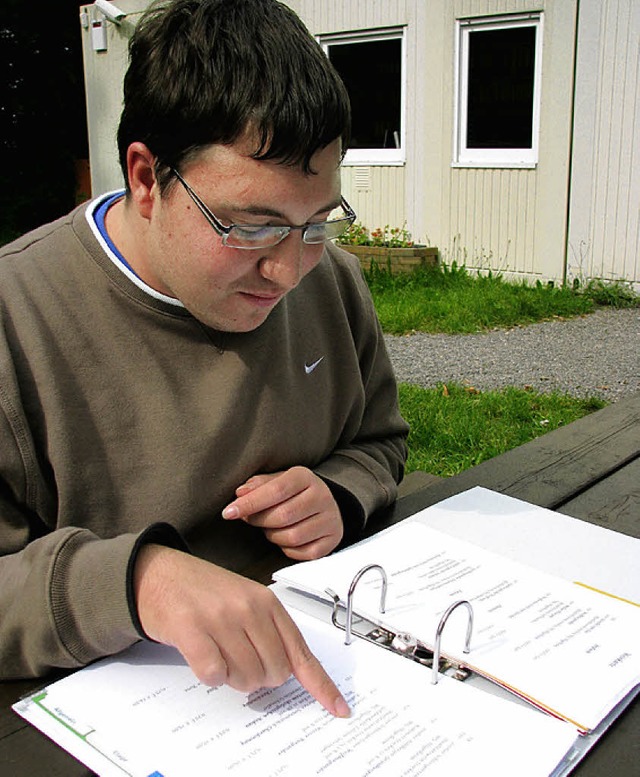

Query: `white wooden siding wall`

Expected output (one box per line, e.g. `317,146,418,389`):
567,0,640,287
447,167,538,274
428,0,578,282
292,0,579,283
340,167,407,233
421,0,544,273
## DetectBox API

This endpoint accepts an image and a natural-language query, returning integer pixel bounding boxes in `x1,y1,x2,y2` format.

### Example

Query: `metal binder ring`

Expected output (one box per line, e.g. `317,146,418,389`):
342,564,388,645
432,600,474,685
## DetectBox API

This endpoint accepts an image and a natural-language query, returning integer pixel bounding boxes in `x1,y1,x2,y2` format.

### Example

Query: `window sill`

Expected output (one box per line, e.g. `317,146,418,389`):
451,161,537,170
343,157,406,167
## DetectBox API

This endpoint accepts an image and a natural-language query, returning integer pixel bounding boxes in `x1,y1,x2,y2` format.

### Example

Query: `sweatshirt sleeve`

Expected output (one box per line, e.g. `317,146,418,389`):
0,520,186,680
313,249,409,539
0,518,185,679
0,401,186,679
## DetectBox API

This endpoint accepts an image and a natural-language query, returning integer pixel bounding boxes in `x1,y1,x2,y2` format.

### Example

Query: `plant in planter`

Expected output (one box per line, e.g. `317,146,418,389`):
337,222,438,274
338,222,415,248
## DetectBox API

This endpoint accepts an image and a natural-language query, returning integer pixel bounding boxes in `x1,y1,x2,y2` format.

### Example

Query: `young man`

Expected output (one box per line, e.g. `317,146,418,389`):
0,0,408,717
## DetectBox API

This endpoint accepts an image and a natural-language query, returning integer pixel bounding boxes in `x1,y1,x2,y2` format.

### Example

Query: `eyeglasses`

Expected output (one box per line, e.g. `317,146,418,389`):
171,168,356,250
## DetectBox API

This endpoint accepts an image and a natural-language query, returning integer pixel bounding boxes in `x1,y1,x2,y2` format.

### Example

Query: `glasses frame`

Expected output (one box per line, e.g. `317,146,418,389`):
170,167,356,250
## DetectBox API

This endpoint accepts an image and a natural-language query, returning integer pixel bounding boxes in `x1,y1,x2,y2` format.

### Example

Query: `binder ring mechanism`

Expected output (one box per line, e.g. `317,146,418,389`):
326,564,474,685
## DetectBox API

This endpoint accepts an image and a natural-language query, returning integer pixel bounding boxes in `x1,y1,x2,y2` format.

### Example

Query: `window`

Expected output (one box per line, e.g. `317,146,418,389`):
321,28,405,165
455,14,543,166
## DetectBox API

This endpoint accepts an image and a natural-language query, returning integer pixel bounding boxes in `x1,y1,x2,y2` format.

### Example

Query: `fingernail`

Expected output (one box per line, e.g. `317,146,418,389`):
222,506,239,520
333,695,351,718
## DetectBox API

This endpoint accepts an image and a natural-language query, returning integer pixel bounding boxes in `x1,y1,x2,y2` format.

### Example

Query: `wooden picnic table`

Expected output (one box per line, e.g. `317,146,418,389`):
1,392,638,776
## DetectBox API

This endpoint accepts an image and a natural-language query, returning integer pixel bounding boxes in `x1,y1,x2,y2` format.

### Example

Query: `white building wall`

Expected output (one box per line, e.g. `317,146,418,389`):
567,0,640,288
419,0,578,283
292,0,579,283
80,0,150,195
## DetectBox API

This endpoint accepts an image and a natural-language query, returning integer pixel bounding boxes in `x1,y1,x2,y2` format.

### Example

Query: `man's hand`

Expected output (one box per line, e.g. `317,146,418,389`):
134,544,350,717
222,466,344,560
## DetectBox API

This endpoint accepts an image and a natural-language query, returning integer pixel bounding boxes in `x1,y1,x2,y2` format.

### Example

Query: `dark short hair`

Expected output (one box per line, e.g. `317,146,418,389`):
117,0,351,190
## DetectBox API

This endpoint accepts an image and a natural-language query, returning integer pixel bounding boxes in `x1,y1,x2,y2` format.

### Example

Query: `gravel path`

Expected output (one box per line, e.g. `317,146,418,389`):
385,308,640,402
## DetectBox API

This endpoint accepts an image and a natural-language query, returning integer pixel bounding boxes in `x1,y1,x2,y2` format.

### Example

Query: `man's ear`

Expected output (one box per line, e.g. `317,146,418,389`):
126,142,158,220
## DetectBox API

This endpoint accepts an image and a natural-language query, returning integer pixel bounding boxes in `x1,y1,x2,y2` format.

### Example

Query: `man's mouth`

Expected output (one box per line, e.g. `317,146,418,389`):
238,291,284,308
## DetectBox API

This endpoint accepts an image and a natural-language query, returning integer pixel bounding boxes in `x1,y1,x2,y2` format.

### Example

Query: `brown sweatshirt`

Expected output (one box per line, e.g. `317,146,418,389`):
0,200,408,678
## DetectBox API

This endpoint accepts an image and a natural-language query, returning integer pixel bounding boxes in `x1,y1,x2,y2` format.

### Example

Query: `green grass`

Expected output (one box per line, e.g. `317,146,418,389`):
365,263,638,335
363,263,635,476
398,383,606,476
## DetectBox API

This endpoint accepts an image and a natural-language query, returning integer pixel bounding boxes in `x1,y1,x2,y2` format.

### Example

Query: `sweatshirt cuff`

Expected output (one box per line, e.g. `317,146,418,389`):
126,522,189,640
318,476,366,548
314,453,399,540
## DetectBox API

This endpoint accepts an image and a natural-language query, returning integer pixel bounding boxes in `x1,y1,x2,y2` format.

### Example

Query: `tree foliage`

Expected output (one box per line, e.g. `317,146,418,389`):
0,0,88,240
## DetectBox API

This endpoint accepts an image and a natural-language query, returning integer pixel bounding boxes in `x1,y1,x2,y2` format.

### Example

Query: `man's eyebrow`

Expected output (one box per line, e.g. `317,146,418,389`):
234,198,343,222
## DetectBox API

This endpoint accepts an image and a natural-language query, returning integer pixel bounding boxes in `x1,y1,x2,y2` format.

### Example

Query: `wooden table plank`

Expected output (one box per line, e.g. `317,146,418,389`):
0,681,33,740
0,724,92,776
572,700,640,777
559,457,640,537
383,393,640,521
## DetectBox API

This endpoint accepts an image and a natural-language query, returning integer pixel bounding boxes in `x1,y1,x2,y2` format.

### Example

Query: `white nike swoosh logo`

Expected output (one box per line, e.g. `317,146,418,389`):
305,356,324,374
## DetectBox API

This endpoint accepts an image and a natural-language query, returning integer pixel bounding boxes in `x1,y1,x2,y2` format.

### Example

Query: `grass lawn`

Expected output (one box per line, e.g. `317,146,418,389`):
398,383,605,476
366,263,637,335
365,263,637,476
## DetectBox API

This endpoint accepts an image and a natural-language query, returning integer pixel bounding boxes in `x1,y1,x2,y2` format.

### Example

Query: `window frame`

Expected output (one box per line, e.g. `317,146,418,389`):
319,27,406,166
453,13,544,168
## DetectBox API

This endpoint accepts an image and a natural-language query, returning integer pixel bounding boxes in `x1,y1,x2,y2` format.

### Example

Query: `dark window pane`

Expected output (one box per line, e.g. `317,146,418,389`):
467,26,536,149
328,39,401,149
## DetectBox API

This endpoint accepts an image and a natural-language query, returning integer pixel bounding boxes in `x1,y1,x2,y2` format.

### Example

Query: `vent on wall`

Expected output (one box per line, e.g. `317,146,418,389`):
354,167,371,191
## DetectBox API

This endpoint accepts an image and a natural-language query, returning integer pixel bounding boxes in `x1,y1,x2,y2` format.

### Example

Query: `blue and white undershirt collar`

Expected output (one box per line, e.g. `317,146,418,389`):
85,190,184,307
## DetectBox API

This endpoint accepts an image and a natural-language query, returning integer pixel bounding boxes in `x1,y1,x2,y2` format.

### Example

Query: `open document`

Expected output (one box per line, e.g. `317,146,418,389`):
14,606,578,777
274,492,640,735
13,488,639,775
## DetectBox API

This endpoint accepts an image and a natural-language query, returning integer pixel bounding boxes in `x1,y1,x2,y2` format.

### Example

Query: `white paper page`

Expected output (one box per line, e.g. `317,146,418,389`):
274,522,640,732
14,607,577,777
406,487,640,603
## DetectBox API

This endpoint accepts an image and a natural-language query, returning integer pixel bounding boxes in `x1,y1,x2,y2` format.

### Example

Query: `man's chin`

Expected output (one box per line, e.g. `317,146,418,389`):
199,304,279,333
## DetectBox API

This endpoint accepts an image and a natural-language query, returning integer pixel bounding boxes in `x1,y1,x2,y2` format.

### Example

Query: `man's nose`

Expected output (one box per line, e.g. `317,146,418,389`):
258,232,306,290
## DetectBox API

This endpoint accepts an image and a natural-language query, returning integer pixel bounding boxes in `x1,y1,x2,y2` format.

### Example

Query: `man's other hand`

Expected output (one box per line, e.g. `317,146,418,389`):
222,466,344,560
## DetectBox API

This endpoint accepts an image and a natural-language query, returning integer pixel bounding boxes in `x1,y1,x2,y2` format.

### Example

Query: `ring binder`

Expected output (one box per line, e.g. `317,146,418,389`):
432,600,473,684
326,564,475,684
339,563,387,645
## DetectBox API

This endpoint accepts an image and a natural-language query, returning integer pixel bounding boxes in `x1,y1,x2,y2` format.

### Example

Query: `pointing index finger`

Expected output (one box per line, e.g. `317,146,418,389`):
275,607,351,719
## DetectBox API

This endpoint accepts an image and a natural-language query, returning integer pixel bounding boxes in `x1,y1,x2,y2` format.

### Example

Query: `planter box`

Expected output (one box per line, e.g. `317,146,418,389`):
340,244,439,275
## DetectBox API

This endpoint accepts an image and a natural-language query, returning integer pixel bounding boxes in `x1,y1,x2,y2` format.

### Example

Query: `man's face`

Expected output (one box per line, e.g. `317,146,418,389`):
137,137,343,332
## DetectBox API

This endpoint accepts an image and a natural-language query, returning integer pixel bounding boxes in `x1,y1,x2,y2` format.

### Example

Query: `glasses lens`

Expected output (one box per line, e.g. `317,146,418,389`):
222,201,356,249
304,216,354,245
224,225,289,249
